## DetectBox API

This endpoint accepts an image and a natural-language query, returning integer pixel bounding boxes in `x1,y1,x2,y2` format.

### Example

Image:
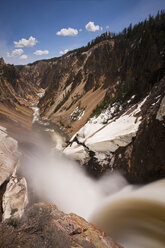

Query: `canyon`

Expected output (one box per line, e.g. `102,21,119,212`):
0,12,165,248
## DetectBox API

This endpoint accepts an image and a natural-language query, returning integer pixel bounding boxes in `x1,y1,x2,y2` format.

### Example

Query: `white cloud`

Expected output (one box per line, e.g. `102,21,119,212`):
101,27,103,31
56,28,78,36
14,36,37,47
106,25,110,29
12,49,24,56
6,52,11,57
59,49,69,55
85,22,100,32
7,49,24,57
20,54,28,59
79,29,82,32
34,50,49,55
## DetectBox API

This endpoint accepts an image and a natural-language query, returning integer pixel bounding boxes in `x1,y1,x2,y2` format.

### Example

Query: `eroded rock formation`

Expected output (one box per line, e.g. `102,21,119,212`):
2,176,28,220
0,202,122,248
0,126,20,186
0,126,28,221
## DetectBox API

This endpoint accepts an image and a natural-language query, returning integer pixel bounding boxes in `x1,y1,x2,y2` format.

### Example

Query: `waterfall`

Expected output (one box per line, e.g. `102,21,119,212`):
18,110,165,248
90,179,165,248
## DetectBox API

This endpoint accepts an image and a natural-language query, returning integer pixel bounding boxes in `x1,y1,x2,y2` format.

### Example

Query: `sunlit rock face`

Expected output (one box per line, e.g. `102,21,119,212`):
0,126,28,221
2,176,28,220
0,126,20,186
0,59,40,131
0,202,122,248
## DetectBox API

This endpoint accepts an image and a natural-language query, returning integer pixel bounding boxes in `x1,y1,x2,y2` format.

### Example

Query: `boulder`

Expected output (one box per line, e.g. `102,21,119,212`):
0,126,20,186
2,175,28,220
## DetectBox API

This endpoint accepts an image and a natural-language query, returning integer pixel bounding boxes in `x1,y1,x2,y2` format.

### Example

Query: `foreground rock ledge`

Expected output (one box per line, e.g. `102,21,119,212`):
0,202,122,248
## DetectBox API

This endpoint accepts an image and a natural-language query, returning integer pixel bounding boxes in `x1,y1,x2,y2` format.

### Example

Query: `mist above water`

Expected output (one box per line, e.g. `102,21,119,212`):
20,137,165,248
20,139,127,219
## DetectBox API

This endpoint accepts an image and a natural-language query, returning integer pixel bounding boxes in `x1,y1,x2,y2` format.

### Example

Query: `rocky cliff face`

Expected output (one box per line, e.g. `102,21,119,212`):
0,58,40,132
0,202,122,248
19,12,165,140
21,40,115,137
0,126,28,222
63,78,165,183
16,12,165,183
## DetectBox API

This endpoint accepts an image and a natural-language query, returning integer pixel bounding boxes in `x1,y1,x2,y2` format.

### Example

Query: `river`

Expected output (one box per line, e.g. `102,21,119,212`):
30,88,67,150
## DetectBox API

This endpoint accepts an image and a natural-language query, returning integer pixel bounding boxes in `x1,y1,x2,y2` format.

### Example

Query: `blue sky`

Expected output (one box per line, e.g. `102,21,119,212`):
0,0,165,65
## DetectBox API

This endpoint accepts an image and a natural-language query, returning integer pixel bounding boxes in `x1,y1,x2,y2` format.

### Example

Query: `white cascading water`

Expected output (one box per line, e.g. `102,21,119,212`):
20,137,165,248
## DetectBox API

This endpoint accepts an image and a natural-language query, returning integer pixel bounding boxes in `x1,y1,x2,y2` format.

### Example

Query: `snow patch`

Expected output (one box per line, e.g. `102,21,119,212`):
94,152,113,166
71,102,123,144
65,96,148,161
64,142,89,162
89,103,119,125
85,96,148,152
71,106,85,121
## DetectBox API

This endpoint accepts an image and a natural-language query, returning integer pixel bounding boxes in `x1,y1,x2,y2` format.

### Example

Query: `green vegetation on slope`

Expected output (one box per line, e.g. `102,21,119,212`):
90,10,165,117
